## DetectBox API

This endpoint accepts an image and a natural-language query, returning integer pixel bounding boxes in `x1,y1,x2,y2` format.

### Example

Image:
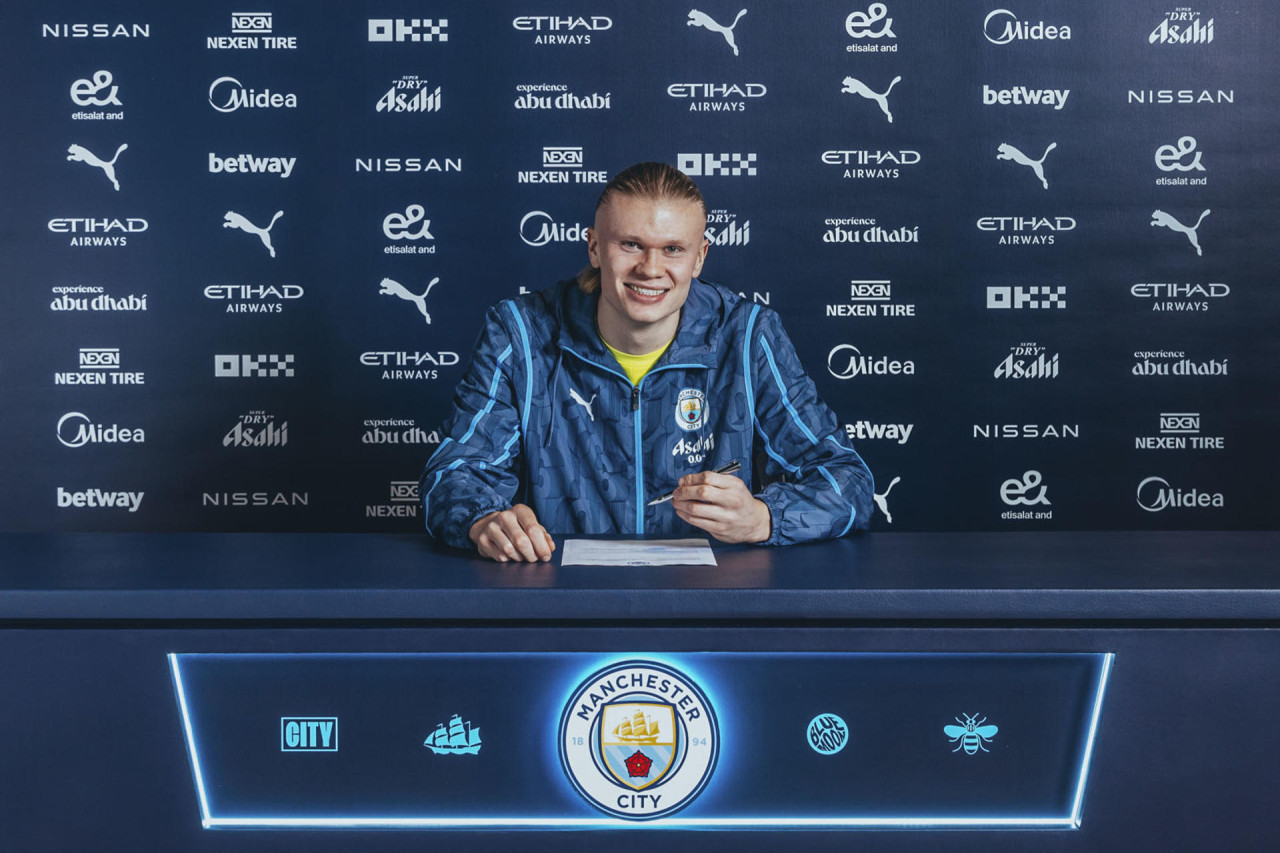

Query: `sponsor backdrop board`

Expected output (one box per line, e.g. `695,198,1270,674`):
2,1,1277,532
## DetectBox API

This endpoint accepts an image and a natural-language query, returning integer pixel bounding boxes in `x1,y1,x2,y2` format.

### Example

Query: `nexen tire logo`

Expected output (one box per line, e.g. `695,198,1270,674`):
520,211,587,246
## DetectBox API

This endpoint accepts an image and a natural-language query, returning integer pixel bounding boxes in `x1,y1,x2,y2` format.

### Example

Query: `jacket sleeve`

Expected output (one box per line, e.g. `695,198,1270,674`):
419,301,528,549
745,308,875,544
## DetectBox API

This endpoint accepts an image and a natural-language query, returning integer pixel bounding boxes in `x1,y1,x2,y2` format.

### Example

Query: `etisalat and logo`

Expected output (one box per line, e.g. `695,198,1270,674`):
1135,412,1224,451
705,209,749,248
48,216,148,248
983,9,1071,44
208,76,297,112
1155,135,1207,186
67,143,127,191
845,2,897,53
379,277,439,324
360,351,460,381
520,210,588,247
362,418,440,446
559,659,719,820
1150,7,1214,45
512,14,612,45
367,480,420,519
1000,470,1052,521
1131,350,1229,378
827,279,916,318
223,411,288,448
70,69,124,120
56,412,144,448
822,217,918,245
821,149,919,180
677,153,757,177
368,18,448,43
514,83,611,110
518,146,607,185
50,285,147,313
986,285,1066,310
377,76,441,113
1136,477,1223,512
383,204,435,254
976,215,1075,246
1130,281,1228,313
996,141,1056,190
667,81,766,112
54,347,145,386
204,283,304,314
207,11,297,50
827,344,915,379
687,8,748,56
994,342,1059,379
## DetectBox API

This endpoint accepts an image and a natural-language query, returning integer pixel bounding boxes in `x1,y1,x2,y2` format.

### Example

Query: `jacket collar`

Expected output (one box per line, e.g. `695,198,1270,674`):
555,278,723,370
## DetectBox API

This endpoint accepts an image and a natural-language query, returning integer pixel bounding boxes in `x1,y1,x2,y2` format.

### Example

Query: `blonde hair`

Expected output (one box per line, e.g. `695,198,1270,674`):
577,162,707,293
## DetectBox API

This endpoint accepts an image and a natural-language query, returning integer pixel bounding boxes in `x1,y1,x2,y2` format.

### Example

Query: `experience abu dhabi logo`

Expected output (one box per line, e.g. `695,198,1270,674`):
559,659,718,820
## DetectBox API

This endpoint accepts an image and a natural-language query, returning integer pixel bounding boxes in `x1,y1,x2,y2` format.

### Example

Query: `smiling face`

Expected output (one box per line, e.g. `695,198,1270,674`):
587,193,708,355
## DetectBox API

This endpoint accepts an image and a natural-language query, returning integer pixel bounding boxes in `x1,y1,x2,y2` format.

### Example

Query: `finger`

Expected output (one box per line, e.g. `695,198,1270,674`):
529,524,554,561
497,513,540,562
673,499,731,524
480,518,520,561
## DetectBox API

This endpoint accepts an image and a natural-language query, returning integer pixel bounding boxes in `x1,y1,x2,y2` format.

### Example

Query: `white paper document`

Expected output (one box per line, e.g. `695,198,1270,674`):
560,538,717,567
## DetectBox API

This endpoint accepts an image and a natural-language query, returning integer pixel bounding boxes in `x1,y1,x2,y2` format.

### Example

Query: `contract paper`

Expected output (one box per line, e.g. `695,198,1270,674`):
560,538,717,567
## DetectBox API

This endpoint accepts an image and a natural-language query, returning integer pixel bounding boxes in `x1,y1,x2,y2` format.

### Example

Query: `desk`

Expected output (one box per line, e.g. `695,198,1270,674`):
1,532,1277,851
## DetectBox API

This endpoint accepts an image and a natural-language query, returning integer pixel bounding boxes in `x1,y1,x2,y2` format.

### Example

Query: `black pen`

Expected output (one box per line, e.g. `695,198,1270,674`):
648,460,742,506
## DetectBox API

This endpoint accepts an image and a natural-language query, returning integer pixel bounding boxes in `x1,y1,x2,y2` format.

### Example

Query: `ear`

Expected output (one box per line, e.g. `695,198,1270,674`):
692,238,709,277
586,226,600,268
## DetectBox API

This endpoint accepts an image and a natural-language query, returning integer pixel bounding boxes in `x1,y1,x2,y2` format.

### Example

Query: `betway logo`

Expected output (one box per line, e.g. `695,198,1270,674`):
209,153,295,178
57,486,144,512
982,84,1069,109
845,421,913,444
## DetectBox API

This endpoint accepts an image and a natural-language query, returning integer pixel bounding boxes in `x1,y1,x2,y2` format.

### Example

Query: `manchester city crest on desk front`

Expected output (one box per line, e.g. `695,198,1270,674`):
559,659,719,820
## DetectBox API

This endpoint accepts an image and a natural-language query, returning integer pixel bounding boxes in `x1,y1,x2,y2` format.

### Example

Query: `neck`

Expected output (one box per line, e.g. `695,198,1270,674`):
596,305,679,355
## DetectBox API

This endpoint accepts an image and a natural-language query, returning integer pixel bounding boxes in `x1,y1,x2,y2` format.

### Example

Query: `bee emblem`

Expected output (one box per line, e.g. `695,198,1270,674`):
944,713,999,755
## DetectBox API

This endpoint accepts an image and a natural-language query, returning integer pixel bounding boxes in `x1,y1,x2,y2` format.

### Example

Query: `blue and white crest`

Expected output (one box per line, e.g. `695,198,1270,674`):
676,388,706,431
559,659,719,820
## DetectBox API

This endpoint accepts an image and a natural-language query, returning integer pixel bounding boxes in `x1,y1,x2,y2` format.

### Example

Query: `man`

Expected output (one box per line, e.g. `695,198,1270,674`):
420,162,873,561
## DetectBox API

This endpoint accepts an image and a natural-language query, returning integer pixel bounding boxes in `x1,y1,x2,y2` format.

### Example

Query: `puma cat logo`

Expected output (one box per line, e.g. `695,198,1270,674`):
841,75,901,123
223,210,284,257
67,143,128,191
379,276,439,324
1151,209,1210,256
687,8,747,55
997,142,1057,190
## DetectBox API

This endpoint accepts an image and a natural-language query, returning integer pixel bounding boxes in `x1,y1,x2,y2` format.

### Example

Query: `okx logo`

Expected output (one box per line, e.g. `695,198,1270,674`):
559,659,718,819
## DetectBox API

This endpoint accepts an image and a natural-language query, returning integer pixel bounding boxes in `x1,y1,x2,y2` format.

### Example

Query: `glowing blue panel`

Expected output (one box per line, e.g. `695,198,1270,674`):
169,652,1112,830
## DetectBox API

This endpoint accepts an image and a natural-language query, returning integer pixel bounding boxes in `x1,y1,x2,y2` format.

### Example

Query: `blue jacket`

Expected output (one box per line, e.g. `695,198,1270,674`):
420,279,874,548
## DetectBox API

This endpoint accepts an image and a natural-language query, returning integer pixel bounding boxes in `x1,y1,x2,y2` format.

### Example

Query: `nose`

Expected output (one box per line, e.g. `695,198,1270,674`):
636,248,664,279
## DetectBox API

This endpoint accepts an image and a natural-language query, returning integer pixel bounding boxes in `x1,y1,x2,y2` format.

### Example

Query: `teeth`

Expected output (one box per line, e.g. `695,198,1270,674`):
628,284,664,296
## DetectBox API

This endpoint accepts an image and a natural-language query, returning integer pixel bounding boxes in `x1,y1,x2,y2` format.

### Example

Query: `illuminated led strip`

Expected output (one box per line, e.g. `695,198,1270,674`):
170,652,1114,831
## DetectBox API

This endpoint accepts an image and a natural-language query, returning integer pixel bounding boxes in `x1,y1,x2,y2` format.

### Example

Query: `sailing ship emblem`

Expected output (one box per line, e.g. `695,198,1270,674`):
599,702,677,789
423,713,482,755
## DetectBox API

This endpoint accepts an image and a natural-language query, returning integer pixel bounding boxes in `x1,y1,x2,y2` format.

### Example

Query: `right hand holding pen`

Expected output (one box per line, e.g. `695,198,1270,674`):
468,503,555,562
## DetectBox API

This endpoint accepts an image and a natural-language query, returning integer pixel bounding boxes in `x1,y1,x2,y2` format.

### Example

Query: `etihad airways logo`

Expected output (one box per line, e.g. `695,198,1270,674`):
1130,281,1228,312
513,15,611,44
49,216,148,248
983,10,1071,44
208,76,297,112
667,82,766,112
822,148,919,180
977,215,1074,245
204,284,304,314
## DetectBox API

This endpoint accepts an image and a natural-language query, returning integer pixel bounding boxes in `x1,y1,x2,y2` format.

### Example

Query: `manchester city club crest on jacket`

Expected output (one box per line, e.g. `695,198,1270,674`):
559,659,719,819
675,388,706,431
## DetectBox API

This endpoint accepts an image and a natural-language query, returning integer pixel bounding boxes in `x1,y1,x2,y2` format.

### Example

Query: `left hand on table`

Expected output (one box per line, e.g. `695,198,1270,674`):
671,470,772,544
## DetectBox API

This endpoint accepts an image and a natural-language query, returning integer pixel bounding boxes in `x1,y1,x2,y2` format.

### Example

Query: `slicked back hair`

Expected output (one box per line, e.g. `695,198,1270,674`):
577,162,707,293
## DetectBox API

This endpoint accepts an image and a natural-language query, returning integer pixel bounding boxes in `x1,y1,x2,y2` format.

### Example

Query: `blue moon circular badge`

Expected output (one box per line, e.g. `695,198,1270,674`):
558,659,719,820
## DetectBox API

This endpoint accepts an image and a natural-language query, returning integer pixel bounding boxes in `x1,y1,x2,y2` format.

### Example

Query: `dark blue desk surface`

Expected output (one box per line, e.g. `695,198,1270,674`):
2,531,1276,621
